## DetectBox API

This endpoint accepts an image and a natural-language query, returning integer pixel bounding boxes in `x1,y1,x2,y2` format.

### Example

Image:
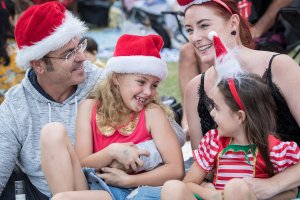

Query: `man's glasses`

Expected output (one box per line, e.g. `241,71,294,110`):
44,39,87,62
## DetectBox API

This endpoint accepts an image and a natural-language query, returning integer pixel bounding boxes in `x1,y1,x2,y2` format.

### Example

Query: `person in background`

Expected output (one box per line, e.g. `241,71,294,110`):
178,0,300,199
179,42,210,139
237,0,294,52
0,2,184,199
41,34,184,200
81,36,105,68
0,0,14,66
0,0,25,104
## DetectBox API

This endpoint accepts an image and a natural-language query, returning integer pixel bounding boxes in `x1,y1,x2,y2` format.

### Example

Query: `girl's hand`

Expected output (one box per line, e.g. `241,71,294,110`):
200,181,216,189
108,160,134,174
97,167,131,187
110,142,150,171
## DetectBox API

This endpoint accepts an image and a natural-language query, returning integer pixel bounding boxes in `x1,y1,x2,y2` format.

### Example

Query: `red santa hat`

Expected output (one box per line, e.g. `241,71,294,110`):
15,1,87,69
177,0,233,14
208,31,243,79
105,34,168,80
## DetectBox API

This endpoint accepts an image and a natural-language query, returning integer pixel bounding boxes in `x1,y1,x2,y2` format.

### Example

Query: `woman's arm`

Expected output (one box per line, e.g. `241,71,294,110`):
246,163,300,199
247,55,300,199
272,54,300,126
268,188,298,200
185,75,203,150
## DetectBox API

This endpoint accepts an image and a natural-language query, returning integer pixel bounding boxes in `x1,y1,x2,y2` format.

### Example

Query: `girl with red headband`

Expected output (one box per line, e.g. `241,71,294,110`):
162,73,300,200
161,28,300,199
177,0,300,198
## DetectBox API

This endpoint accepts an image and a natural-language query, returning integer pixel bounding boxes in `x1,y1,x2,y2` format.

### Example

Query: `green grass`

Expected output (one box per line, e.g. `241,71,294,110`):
289,47,300,64
158,62,181,102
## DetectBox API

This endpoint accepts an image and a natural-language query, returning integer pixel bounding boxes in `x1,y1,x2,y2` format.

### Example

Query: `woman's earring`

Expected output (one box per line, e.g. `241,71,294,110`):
231,30,237,35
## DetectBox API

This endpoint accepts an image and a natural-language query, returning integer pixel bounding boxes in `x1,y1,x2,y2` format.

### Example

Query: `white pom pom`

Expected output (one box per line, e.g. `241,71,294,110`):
208,31,217,40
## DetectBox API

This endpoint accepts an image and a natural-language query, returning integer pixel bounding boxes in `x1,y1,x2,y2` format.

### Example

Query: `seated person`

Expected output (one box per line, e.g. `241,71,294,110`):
81,36,105,68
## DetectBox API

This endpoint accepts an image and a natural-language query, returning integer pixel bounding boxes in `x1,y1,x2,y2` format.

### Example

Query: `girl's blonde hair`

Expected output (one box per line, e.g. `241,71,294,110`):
88,73,173,127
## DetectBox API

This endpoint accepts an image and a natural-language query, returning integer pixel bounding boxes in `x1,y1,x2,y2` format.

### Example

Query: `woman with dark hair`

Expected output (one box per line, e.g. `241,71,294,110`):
175,0,300,199
162,73,300,200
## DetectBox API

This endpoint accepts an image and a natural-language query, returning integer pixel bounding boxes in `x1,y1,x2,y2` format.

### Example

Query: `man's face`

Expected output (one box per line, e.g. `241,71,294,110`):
40,37,87,87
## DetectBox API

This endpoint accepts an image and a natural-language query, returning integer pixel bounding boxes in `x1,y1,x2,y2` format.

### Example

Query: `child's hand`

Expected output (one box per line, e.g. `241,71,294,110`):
200,181,216,189
108,160,134,174
110,142,150,171
97,167,131,187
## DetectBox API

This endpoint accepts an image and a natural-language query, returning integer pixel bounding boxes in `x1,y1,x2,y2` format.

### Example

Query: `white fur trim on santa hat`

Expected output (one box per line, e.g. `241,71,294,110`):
208,31,217,40
105,56,168,80
179,0,210,12
16,11,87,70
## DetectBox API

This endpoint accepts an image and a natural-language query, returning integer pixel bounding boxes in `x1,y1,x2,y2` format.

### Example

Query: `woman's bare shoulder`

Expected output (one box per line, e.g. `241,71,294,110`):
186,73,201,90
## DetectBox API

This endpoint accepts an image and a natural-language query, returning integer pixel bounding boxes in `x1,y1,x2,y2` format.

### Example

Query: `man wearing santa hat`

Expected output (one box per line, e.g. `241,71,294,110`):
0,2,184,199
0,2,101,199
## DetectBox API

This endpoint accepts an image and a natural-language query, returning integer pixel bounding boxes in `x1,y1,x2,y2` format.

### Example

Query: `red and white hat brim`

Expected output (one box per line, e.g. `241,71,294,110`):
16,11,87,69
105,56,168,80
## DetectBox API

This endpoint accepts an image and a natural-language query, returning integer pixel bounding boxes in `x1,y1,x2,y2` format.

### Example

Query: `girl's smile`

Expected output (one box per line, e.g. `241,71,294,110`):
117,74,160,112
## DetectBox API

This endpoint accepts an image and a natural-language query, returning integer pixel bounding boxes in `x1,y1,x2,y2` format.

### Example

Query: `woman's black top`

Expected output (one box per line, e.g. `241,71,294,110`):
197,54,300,145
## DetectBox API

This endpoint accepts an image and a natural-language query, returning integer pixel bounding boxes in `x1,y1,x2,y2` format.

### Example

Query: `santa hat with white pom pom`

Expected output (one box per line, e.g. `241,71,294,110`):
208,31,244,80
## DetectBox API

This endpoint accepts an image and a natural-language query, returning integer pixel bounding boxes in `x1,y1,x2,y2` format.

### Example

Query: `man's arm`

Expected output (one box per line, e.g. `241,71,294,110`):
251,0,294,39
0,102,21,194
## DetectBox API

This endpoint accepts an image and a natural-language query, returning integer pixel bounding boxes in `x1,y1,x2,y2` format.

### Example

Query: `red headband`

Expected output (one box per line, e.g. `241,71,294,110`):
228,78,244,110
213,0,233,15
178,0,233,15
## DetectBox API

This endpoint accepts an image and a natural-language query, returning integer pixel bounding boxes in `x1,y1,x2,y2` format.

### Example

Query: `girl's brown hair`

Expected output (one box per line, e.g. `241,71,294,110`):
88,73,173,127
204,0,254,49
218,73,277,176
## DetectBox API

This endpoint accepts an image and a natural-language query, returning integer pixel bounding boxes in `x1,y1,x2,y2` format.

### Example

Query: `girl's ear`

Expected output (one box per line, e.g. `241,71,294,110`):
229,14,240,32
237,110,246,124
112,74,119,86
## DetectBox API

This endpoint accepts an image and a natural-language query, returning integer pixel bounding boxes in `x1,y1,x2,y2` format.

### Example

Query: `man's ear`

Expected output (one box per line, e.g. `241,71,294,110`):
31,60,44,74
237,110,246,124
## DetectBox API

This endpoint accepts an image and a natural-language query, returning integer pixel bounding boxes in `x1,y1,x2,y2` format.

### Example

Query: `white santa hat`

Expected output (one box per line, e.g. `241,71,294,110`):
208,31,244,80
105,34,168,80
14,1,87,69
